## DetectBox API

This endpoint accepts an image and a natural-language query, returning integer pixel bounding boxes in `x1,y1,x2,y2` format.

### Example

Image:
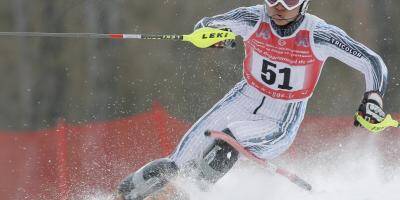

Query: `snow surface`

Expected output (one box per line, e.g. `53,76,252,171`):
80,134,400,200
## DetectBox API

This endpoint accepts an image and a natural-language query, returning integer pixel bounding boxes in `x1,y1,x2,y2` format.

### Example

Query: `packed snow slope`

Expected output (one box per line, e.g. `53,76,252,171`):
83,131,400,200
182,135,400,200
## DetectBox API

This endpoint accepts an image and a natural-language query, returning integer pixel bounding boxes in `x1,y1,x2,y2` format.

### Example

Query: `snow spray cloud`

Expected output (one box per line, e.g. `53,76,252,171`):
177,132,400,200
80,130,400,200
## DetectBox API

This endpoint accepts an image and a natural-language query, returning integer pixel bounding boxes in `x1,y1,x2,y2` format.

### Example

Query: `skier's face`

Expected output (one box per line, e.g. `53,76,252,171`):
267,3,301,26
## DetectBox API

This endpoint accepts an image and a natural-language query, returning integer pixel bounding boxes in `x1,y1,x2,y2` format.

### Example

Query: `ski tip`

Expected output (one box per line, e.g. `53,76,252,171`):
295,178,313,191
204,130,211,136
305,184,313,191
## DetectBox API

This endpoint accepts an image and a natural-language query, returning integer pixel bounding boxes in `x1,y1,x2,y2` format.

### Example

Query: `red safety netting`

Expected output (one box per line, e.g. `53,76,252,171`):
0,102,190,200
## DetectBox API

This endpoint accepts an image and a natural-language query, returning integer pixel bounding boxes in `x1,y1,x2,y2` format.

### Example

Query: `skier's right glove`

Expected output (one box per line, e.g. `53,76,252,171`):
210,28,236,49
354,91,386,127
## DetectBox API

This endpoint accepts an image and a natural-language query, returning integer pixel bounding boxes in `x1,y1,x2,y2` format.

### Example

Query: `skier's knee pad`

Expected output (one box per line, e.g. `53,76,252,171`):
198,128,239,183
118,158,179,200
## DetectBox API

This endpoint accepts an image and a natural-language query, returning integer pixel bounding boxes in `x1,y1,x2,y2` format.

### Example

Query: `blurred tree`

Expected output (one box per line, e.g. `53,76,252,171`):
13,0,33,129
30,1,67,130
373,0,400,111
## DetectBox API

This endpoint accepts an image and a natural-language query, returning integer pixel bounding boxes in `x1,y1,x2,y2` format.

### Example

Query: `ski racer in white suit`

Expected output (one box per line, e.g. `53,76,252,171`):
118,0,388,199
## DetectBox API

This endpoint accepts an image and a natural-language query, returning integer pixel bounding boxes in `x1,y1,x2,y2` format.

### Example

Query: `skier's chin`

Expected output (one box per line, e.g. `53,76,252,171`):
272,19,286,25
269,14,298,26
272,18,292,26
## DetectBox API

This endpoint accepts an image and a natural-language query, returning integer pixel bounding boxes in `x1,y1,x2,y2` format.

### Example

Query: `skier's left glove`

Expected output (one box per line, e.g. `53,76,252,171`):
354,91,386,127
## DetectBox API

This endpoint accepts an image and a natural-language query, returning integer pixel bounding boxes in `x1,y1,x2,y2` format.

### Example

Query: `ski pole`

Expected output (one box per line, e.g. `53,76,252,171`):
0,27,236,49
205,130,313,191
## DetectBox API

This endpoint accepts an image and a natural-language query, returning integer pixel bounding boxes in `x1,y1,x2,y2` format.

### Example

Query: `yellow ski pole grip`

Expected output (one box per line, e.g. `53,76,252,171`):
355,113,399,134
182,27,236,48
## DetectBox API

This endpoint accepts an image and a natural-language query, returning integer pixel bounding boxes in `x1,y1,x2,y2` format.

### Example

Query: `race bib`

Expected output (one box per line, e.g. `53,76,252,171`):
243,22,324,100
250,52,306,91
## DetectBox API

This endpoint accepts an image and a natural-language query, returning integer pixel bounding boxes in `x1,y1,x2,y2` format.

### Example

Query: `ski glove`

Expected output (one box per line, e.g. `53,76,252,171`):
354,91,386,127
210,28,236,49
194,21,236,49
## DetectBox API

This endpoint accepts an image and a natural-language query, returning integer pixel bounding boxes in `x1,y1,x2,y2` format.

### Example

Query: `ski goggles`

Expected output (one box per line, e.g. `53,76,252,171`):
265,0,305,10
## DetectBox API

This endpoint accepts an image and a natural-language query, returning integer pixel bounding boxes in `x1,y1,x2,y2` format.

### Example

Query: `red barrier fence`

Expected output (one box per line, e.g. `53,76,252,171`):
0,102,398,200
0,102,190,200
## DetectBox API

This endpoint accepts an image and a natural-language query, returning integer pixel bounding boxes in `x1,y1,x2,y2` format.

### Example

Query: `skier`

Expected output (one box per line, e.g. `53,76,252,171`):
117,0,388,199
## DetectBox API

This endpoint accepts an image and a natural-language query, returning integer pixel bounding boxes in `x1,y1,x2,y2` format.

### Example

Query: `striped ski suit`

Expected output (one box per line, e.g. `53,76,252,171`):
170,5,388,168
